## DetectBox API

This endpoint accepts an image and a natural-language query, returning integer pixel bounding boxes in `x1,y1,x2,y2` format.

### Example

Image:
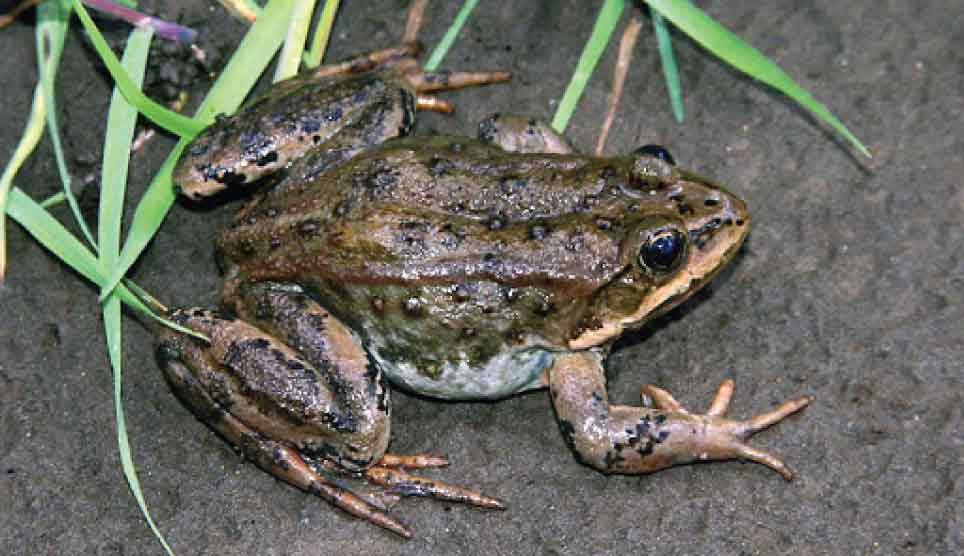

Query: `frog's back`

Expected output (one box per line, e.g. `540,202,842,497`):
220,136,645,291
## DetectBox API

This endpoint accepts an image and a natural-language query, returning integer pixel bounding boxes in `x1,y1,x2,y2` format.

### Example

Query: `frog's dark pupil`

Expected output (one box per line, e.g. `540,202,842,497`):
640,231,684,271
633,144,676,166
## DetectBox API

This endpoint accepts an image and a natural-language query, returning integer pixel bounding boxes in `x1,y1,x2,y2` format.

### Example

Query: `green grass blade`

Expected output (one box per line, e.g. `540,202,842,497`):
645,0,869,157
97,26,175,554
37,0,98,251
70,0,205,138
424,0,479,71
0,85,46,279
99,144,180,302
100,27,151,270
302,0,340,68
100,0,296,301
651,10,684,122
6,187,102,282
39,192,65,208
103,294,175,556
216,0,262,22
6,186,207,340
274,0,315,82
551,0,625,133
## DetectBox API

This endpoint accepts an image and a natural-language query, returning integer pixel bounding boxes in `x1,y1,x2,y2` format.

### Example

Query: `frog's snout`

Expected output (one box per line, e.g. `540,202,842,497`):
674,179,750,281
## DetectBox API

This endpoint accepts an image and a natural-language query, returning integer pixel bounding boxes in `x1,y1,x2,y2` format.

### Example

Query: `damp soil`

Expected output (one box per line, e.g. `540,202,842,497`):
1,1,961,555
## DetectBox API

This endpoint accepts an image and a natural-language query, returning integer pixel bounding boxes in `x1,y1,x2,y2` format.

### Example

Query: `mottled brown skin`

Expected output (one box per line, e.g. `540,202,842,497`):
160,46,811,538
216,135,750,376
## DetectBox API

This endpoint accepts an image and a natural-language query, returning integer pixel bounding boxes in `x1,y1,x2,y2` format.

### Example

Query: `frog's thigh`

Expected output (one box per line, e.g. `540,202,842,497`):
477,113,574,154
159,296,390,472
228,282,392,463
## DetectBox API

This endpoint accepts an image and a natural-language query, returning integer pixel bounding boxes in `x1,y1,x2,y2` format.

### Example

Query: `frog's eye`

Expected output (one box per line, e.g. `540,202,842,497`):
639,229,687,272
633,144,676,166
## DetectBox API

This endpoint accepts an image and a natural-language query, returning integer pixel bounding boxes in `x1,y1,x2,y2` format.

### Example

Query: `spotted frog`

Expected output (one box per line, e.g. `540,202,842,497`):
159,44,811,537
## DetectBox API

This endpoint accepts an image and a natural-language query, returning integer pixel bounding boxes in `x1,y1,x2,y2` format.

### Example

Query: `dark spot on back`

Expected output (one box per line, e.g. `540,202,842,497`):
453,284,471,302
428,157,453,176
297,219,321,239
403,296,423,316
301,117,322,134
256,151,278,167
529,223,548,240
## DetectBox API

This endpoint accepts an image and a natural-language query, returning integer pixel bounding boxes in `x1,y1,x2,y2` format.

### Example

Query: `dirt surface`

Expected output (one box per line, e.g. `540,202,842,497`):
1,1,961,555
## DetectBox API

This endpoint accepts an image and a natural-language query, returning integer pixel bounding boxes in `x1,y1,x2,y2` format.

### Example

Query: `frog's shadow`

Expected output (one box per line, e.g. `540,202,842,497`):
608,239,750,367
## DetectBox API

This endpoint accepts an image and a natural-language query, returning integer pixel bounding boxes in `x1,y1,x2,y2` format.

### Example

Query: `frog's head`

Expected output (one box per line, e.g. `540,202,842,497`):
568,147,750,350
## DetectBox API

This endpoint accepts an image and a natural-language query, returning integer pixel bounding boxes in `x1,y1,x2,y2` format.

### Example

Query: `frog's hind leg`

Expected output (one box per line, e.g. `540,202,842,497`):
400,65,510,114
305,42,512,98
404,68,512,93
306,42,424,80
313,455,504,509
157,338,413,537
228,284,504,509
548,351,812,479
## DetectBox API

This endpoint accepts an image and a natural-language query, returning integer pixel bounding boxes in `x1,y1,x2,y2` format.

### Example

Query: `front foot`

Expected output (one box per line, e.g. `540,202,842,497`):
640,379,813,480
548,352,812,479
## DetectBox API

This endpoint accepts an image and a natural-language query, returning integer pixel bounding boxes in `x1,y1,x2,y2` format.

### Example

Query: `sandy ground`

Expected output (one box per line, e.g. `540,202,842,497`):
1,1,961,554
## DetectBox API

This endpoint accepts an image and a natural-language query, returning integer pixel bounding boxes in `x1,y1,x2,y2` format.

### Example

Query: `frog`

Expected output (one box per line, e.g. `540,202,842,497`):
158,43,812,538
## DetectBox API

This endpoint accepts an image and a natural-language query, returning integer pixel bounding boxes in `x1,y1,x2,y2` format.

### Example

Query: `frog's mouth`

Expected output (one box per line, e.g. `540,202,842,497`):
569,181,750,350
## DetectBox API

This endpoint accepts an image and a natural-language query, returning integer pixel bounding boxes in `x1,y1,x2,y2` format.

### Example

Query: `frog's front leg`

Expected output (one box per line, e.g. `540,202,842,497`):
549,352,812,479
157,283,502,537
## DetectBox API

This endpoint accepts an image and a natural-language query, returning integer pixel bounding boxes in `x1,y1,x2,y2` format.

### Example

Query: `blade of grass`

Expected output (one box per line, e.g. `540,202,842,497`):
97,27,175,555
551,0,625,133
423,0,479,71
100,0,296,301
0,0,42,30
645,0,869,157
70,0,205,137
82,0,196,42
302,0,339,68
651,10,683,122
106,293,176,552
0,85,46,279
39,191,66,208
274,0,315,82
37,0,98,251
403,0,426,44
595,15,642,155
100,26,150,271
6,186,207,340
215,0,261,23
